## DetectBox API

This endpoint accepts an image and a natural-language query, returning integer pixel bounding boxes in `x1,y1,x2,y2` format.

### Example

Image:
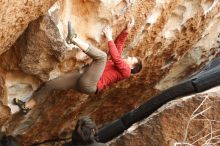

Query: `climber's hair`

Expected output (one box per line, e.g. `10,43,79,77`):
131,57,142,74
72,116,97,145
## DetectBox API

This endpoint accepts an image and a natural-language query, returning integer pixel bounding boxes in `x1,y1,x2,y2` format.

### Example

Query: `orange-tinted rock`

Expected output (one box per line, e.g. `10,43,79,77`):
0,0,220,145
0,101,11,128
110,87,220,146
0,0,57,55
19,15,70,81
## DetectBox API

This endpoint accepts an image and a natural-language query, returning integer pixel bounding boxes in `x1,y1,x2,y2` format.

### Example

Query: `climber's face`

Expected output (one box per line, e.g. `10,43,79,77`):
124,56,138,69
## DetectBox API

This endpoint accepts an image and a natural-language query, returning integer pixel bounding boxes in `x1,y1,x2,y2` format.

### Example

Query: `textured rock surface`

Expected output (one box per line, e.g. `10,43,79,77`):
0,0,57,55
19,14,70,81
0,102,11,128
0,0,220,145
110,86,220,146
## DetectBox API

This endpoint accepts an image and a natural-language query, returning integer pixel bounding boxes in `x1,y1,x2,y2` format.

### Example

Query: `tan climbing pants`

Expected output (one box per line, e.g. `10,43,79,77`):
32,45,107,104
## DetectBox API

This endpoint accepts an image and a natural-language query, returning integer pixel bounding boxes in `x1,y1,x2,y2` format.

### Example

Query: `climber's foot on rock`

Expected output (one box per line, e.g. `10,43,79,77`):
13,98,30,115
66,21,77,45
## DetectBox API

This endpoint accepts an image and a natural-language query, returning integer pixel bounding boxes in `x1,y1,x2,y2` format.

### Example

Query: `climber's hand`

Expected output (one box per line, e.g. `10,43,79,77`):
126,16,135,32
103,26,113,41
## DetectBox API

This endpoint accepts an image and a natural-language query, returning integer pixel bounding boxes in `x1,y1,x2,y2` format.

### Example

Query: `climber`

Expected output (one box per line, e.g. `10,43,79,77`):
62,116,108,146
13,17,142,114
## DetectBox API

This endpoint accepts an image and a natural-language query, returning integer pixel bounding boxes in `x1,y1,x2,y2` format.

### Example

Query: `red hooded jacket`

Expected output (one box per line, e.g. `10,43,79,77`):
97,31,131,92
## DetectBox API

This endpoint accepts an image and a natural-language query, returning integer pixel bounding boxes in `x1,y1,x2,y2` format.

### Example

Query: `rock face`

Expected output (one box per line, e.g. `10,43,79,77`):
19,15,69,81
0,0,57,55
0,102,10,128
0,0,220,145
110,87,220,146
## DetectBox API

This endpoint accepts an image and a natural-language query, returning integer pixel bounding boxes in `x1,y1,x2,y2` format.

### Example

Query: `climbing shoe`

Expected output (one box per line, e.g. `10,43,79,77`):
13,98,30,115
66,21,77,44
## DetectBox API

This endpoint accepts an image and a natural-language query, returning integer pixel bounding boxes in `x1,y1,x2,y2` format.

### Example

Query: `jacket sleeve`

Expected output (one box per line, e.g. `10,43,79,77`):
114,30,128,55
108,41,131,77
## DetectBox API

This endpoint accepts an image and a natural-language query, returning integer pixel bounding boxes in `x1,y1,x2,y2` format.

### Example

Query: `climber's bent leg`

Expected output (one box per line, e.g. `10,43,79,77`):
66,22,107,93
77,45,107,94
